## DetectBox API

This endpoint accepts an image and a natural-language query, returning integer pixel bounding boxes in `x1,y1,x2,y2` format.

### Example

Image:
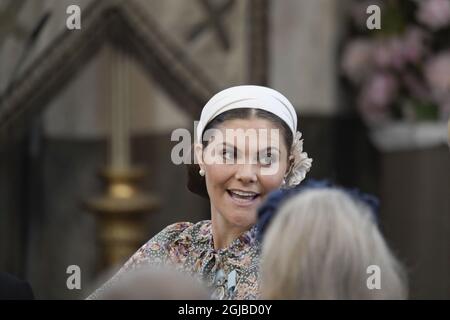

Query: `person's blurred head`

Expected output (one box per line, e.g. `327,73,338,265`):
98,267,209,300
260,188,408,299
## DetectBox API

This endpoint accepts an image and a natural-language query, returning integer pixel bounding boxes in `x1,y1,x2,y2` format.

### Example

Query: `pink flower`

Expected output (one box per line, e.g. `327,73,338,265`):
341,38,374,83
417,0,450,30
373,37,405,70
373,28,427,70
150,242,161,251
419,51,450,121
402,27,428,64
358,73,399,123
425,51,450,96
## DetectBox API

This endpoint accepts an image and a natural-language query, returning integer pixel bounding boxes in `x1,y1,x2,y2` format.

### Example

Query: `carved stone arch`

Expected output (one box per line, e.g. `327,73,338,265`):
0,0,268,144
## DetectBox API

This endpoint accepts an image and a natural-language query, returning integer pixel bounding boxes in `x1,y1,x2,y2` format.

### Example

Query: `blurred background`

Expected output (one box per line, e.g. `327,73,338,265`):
0,0,449,299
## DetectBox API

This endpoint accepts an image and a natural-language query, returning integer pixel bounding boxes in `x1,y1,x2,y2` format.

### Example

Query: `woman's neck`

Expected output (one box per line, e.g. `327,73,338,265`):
210,213,249,250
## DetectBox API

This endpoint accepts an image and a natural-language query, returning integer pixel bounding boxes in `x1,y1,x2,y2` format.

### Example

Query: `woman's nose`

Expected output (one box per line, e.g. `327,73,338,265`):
235,164,257,184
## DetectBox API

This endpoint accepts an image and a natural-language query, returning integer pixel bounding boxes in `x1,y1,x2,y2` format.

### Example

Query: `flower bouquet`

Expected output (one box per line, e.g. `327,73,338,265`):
341,0,450,150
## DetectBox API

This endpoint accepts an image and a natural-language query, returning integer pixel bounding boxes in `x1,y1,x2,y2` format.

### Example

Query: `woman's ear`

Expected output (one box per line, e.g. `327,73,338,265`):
194,143,204,170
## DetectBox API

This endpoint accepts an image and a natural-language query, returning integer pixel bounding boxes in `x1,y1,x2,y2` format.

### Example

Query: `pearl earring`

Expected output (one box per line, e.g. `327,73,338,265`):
199,169,205,177
281,174,288,187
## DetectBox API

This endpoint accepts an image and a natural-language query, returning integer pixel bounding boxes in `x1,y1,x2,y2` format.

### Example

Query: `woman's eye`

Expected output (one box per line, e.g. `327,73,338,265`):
259,153,275,165
222,149,234,160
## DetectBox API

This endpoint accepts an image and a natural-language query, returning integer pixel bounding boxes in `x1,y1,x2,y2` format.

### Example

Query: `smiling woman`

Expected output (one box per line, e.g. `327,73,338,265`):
194,112,293,249
87,85,312,300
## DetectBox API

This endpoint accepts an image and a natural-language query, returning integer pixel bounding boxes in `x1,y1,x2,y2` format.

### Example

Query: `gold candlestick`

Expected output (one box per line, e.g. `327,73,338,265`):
85,48,158,269
111,48,130,170
85,167,158,268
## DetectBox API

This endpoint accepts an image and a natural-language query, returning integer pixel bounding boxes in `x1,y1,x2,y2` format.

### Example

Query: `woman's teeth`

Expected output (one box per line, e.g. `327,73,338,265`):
227,190,259,201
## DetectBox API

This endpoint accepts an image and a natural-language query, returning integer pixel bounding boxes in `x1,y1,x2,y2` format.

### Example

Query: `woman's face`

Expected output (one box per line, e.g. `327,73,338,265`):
196,117,291,231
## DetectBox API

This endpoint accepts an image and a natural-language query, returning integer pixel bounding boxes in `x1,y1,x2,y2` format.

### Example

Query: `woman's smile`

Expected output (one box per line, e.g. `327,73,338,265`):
226,188,262,207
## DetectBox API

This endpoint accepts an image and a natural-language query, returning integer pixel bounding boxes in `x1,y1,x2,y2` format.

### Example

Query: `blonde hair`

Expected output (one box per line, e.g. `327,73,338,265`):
260,188,408,299
97,266,209,300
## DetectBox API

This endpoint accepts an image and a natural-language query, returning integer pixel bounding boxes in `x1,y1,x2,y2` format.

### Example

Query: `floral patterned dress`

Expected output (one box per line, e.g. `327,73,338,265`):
87,220,260,300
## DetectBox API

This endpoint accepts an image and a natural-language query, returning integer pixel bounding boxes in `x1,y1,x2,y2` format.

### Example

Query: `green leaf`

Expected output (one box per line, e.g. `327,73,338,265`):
413,101,439,120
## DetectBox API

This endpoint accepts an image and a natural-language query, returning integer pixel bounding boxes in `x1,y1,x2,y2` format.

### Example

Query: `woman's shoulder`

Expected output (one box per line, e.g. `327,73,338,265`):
144,220,211,249
87,221,212,299
121,220,211,270
159,220,210,237
159,221,196,236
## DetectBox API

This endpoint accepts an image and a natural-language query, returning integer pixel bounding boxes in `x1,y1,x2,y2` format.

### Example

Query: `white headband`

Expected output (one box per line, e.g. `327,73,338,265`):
196,85,298,144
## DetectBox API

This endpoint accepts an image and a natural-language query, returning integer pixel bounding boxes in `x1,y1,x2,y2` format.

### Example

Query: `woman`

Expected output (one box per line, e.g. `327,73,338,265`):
87,85,312,300
259,187,408,299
